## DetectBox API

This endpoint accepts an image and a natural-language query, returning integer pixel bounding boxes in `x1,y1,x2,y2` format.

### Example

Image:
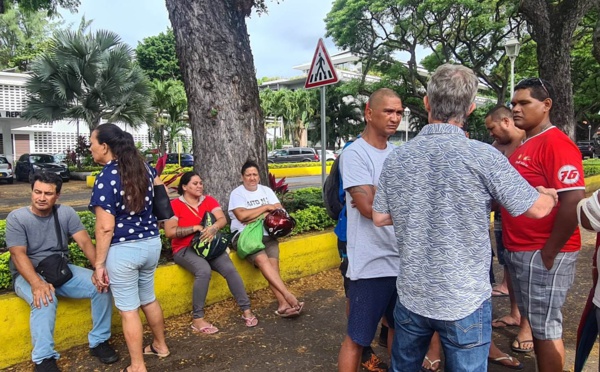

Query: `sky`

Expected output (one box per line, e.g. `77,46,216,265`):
59,0,338,79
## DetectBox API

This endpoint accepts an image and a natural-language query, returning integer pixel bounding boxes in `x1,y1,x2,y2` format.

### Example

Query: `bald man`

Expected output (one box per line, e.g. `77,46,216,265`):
337,88,402,372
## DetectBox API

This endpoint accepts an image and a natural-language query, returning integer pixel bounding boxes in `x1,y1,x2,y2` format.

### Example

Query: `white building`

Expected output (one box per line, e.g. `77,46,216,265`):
0,71,154,164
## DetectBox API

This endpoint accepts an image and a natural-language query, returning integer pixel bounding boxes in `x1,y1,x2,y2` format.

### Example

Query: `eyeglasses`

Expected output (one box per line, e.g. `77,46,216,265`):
516,77,549,98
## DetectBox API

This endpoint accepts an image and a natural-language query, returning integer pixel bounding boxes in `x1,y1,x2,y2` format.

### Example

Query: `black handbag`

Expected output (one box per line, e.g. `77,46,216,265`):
186,209,229,260
35,206,73,287
153,184,174,221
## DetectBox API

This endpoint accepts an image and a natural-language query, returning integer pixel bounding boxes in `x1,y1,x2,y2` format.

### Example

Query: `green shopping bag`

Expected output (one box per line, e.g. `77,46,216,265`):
236,217,265,259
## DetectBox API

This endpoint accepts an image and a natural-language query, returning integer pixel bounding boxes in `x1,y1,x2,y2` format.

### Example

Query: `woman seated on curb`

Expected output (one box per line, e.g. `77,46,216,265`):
228,160,304,318
164,171,258,334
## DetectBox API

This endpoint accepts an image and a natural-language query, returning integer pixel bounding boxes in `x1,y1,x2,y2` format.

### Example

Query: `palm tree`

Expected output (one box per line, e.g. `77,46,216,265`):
149,79,188,153
23,28,154,131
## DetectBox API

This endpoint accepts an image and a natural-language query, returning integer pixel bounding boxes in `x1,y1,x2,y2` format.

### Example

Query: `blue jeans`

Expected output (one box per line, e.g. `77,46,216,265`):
391,299,491,372
14,265,113,364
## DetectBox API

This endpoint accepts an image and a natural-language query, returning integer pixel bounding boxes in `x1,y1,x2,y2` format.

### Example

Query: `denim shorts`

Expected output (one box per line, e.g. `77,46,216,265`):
106,237,162,311
347,277,397,347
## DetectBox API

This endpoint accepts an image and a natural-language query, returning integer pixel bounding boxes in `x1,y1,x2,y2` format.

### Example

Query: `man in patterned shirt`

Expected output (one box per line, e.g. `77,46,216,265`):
372,64,558,371
502,78,585,372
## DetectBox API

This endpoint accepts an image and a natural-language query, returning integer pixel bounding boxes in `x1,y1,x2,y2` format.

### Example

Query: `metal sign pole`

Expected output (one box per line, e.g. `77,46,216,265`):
320,85,327,187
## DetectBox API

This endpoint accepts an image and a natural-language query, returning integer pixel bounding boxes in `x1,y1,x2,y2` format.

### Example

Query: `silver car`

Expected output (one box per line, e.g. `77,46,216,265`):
0,155,14,184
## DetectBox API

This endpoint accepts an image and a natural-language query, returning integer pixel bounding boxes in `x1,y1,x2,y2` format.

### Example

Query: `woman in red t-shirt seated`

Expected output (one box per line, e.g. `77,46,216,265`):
164,172,258,334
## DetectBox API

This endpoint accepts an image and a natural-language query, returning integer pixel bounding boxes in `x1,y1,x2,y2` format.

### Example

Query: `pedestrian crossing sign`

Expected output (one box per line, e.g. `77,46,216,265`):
304,38,339,89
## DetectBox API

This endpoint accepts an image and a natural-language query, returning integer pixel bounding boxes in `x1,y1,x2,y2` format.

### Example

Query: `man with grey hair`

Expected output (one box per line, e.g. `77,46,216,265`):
372,64,559,371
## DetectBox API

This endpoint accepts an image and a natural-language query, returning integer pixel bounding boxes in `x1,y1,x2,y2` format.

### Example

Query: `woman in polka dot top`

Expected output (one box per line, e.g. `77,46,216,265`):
89,123,170,371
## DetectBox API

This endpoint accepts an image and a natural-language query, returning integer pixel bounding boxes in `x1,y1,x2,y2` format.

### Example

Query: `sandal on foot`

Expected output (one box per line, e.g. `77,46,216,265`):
275,307,300,318
492,317,519,329
492,287,509,297
120,366,131,372
511,338,534,353
241,314,259,327
191,323,219,334
488,354,524,370
421,356,441,372
143,344,170,358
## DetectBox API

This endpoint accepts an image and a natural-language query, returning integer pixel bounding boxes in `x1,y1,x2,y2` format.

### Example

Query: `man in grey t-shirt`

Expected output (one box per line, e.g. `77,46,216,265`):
7,173,118,371
337,88,402,372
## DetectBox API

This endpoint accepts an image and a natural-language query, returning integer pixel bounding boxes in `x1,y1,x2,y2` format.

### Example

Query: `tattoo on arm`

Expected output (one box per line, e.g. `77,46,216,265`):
348,185,375,197
176,226,195,238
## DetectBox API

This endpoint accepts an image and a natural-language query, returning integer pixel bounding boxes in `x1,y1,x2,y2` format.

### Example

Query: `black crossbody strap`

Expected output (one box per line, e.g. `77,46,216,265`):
52,206,64,250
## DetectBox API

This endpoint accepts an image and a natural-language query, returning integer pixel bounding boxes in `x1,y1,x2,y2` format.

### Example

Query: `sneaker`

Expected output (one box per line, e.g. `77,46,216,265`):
90,340,119,364
361,351,388,372
35,358,60,372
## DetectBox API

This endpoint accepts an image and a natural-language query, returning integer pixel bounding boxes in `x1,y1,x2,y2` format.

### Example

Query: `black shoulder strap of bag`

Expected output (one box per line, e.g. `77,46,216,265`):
52,206,64,250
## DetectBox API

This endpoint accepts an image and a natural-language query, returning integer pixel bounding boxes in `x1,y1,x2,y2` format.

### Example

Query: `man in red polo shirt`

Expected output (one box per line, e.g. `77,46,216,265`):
502,77,585,372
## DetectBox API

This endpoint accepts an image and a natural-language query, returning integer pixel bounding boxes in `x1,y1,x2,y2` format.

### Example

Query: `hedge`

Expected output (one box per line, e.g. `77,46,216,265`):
584,159,600,177
0,188,334,290
268,161,334,169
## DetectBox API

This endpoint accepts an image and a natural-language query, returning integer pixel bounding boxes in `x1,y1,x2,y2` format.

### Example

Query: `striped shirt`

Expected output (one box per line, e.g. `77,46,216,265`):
373,124,539,321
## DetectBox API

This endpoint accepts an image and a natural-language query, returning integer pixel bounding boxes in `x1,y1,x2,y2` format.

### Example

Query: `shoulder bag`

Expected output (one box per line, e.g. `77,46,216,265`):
35,206,73,287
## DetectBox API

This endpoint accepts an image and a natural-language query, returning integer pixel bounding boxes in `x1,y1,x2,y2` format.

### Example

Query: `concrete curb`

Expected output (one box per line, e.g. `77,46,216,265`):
0,230,338,369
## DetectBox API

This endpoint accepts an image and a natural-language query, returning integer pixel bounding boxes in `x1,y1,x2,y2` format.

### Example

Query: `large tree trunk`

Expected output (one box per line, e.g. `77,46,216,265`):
519,0,596,140
166,0,267,209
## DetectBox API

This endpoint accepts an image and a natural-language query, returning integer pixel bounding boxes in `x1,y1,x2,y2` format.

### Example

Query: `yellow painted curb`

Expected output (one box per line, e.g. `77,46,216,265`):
0,231,338,369
269,166,331,178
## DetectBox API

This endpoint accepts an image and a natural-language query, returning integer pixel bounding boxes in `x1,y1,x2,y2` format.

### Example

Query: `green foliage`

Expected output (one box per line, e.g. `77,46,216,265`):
0,7,58,71
289,206,335,236
260,88,318,146
1,0,80,15
135,29,181,81
0,219,5,250
308,81,365,147
0,252,11,290
282,187,324,213
77,211,96,240
68,241,90,268
68,165,103,172
24,27,155,131
584,159,600,177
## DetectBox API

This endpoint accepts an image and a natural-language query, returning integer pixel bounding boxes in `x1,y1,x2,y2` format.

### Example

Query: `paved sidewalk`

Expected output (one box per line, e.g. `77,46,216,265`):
4,232,600,371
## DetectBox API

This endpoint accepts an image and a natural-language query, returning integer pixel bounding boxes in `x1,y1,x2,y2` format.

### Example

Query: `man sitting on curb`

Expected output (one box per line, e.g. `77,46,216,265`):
6,172,118,372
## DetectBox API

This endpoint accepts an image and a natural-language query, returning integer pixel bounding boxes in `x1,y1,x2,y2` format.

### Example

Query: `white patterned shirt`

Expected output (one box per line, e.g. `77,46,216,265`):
373,124,539,320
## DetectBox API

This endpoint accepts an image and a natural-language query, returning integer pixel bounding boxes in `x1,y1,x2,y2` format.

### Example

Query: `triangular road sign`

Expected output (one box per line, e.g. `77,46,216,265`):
304,38,339,89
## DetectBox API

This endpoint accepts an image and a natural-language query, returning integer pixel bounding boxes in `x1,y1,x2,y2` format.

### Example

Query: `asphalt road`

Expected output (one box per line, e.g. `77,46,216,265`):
0,176,323,219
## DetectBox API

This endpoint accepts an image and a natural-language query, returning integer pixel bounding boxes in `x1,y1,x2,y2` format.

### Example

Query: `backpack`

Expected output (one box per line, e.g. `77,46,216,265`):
322,140,354,220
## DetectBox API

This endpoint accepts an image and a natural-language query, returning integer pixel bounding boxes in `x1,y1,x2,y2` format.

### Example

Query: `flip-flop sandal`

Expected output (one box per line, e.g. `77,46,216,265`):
275,307,300,318
491,288,509,297
421,355,441,371
143,344,170,358
241,314,259,327
492,317,519,328
511,338,534,353
488,354,524,370
120,365,131,372
191,323,219,334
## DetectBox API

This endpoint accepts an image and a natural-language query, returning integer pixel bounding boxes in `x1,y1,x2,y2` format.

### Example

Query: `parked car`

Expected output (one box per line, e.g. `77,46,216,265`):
15,153,70,182
0,155,14,184
166,153,194,167
577,141,596,159
325,150,336,161
267,147,320,163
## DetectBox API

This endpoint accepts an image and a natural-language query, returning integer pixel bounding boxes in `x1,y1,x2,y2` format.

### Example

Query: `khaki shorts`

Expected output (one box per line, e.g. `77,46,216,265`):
232,234,279,266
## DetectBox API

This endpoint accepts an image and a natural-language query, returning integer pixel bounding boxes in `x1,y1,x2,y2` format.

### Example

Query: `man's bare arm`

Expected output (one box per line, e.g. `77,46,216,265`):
373,211,393,227
347,185,376,219
8,246,55,308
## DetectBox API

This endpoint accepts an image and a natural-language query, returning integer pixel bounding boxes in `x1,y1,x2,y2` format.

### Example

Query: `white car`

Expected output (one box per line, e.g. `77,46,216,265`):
325,150,337,161
0,155,14,184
